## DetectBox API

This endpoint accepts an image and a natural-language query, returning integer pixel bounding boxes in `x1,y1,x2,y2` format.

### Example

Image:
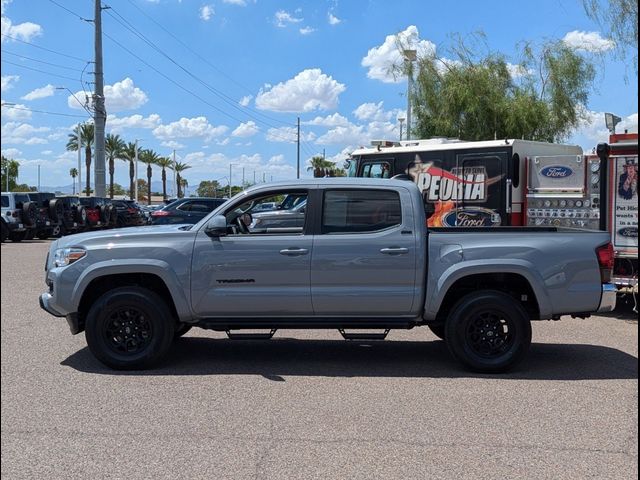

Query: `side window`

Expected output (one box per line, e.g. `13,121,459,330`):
190,203,211,213
177,201,192,212
1,195,9,208
225,190,308,235
362,162,391,178
322,189,402,234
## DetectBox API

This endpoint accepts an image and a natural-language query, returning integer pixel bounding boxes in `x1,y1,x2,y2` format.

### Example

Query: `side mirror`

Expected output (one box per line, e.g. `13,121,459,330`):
204,215,228,237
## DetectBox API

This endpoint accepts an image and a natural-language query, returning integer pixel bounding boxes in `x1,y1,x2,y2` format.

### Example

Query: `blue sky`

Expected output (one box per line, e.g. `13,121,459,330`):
1,0,638,191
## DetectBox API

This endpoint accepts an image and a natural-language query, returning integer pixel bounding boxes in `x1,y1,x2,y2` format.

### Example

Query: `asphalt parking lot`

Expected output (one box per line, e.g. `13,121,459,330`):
1,240,638,479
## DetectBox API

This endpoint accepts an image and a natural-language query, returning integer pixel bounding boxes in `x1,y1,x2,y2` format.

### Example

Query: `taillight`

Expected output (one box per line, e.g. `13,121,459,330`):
151,210,170,216
127,208,137,214
595,242,614,283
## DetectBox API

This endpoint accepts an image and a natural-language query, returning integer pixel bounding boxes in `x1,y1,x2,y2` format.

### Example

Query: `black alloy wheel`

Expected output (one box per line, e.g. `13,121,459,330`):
104,307,154,355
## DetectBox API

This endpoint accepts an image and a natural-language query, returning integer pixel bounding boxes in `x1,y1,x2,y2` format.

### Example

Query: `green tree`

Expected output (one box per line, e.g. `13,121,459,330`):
307,155,336,177
139,149,160,205
66,123,94,196
12,183,37,192
196,180,221,197
105,133,126,199
112,183,126,196
128,179,148,202
155,156,173,201
582,0,638,74
410,37,595,143
69,168,78,194
120,142,138,199
1,155,20,191
173,162,191,198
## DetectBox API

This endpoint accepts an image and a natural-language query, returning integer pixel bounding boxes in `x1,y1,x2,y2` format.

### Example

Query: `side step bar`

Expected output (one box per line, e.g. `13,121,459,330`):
338,329,390,341
225,329,277,340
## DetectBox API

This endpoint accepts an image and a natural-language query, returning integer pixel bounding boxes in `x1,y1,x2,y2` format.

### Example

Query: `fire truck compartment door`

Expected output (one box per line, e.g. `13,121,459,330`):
528,155,585,193
456,152,508,226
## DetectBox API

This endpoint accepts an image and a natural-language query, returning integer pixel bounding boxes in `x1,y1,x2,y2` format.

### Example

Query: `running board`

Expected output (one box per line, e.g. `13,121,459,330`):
225,329,277,340
338,329,390,341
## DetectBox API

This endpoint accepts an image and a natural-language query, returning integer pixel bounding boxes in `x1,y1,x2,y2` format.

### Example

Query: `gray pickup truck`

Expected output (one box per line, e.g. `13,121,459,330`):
40,179,616,372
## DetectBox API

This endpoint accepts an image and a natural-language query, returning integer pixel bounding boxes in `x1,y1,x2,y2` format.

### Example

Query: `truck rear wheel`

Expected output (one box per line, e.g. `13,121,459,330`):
444,290,531,373
427,324,446,340
85,287,175,370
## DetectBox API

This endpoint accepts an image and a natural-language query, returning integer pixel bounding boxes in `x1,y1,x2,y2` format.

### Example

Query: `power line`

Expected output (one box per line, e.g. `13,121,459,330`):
1,59,81,82
1,50,86,72
0,34,89,62
1,103,89,119
47,0,91,22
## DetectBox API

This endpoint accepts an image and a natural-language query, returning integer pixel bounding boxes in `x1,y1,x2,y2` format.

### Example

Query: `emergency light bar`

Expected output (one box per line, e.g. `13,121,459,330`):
370,140,401,148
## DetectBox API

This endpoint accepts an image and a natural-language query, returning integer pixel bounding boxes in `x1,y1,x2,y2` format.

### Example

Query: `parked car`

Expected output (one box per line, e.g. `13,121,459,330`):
78,197,116,230
26,192,57,239
249,198,307,233
1,192,36,242
150,197,227,225
111,199,147,227
41,178,616,371
250,201,278,213
55,196,87,235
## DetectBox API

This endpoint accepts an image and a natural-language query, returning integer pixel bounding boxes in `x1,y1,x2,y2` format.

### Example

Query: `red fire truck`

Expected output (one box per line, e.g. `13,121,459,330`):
346,135,638,298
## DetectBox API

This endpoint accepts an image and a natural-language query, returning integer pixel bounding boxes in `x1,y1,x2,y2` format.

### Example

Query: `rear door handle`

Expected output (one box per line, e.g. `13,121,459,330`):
279,248,309,256
380,247,409,255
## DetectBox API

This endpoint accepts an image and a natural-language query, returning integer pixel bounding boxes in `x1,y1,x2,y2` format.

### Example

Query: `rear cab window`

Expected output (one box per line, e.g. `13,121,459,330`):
321,189,402,234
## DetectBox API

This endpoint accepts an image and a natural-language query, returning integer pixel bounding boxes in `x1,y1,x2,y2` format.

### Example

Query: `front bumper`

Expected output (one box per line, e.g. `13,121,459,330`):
597,283,617,313
39,292,65,317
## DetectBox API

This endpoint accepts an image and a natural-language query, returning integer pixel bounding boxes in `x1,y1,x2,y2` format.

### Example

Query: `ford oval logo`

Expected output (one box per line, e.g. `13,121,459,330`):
618,227,638,238
540,165,573,178
443,208,502,227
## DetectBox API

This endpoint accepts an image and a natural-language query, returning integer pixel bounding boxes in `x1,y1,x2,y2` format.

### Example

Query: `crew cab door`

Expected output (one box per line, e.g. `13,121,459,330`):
310,187,419,315
191,188,313,317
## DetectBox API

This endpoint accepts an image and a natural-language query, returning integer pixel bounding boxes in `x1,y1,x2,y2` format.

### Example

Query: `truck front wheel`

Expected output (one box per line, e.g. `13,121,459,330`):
85,287,175,370
444,290,531,373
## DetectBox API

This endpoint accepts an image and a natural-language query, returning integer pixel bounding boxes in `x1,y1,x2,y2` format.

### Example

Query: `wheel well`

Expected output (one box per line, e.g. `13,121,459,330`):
77,273,178,332
435,273,539,323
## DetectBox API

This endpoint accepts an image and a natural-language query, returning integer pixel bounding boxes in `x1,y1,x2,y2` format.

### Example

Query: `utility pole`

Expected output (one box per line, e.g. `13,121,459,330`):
77,124,82,196
296,117,300,179
93,0,107,198
323,148,325,160
398,117,405,141
37,165,40,191
229,163,232,198
134,140,139,201
242,167,245,190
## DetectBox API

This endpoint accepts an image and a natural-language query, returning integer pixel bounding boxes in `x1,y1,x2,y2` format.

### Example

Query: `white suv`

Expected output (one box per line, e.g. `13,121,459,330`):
1,192,37,242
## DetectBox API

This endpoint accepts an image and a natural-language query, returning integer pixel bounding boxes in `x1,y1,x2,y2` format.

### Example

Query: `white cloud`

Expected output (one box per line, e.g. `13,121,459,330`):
41,150,52,155
21,84,55,101
274,10,302,27
160,140,185,150
1,102,31,120
1,121,49,144
1,74,19,91
570,109,638,151
223,0,247,5
1,16,42,43
303,113,351,127
1,147,21,158
232,120,259,137
199,4,214,21
1,0,11,15
266,126,316,143
299,26,315,35
328,12,341,25
255,68,346,113
354,102,386,121
107,113,162,133
563,30,615,53
239,95,253,106
506,63,533,79
152,116,228,141
361,25,436,83
68,78,148,113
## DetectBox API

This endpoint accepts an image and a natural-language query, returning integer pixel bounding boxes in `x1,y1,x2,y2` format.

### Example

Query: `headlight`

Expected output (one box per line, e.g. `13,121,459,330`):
54,247,86,267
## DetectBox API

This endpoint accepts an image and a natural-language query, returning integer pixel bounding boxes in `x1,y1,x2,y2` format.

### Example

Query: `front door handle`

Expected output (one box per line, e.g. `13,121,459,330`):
279,248,309,256
380,247,409,255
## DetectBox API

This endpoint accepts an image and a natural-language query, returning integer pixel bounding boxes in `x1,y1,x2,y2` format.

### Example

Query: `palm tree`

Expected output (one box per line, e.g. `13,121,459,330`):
69,168,78,194
173,161,191,198
155,156,173,201
307,155,334,177
66,122,94,196
120,142,138,200
105,133,126,199
140,148,160,205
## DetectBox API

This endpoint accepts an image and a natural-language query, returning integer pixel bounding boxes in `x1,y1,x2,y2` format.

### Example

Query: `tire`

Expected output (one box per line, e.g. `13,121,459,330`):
444,290,532,373
25,229,35,240
9,231,26,242
85,287,175,370
174,323,192,339
1,221,7,243
51,224,62,238
76,207,87,226
49,199,63,223
22,201,38,227
37,232,49,240
427,323,446,340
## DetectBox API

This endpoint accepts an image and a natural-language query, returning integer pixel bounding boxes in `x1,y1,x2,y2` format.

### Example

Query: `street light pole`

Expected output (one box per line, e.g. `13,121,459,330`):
134,140,139,201
229,163,232,198
403,49,417,141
